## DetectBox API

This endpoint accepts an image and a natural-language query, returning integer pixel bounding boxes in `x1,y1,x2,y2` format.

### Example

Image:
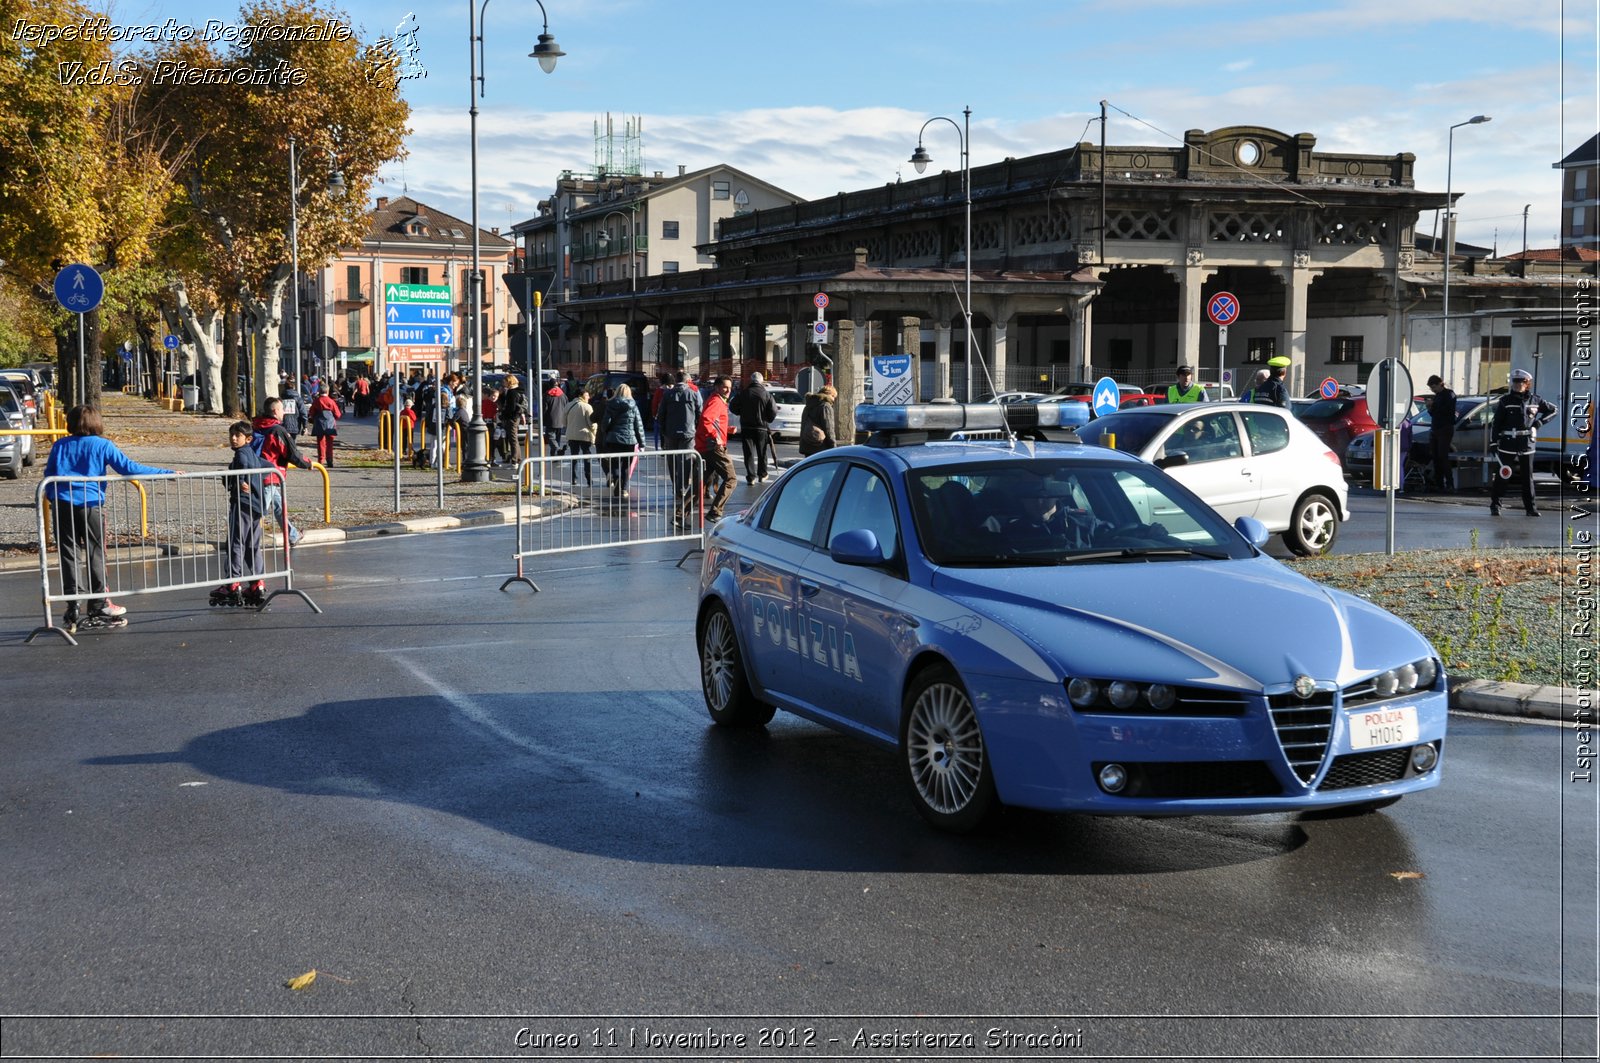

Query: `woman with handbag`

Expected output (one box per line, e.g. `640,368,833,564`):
310,387,342,466
798,385,837,457
600,383,645,498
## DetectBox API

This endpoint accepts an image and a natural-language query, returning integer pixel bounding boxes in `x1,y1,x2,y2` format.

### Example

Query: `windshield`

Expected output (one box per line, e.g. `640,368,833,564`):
1076,413,1167,454
908,459,1249,567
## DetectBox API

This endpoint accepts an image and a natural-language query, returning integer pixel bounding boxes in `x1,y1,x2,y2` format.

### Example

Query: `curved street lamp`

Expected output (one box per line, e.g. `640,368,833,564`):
1442,114,1490,386
910,106,974,400
594,207,640,293
288,135,346,411
464,0,564,482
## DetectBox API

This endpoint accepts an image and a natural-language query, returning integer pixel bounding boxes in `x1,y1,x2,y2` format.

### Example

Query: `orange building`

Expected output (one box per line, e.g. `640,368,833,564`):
304,196,514,379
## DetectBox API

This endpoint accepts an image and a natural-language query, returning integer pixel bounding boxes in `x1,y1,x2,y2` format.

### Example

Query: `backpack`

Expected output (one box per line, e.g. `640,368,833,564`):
660,386,697,438
249,429,269,458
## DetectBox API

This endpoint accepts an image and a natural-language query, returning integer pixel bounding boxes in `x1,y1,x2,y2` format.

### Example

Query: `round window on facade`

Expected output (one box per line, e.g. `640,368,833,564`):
1235,140,1262,167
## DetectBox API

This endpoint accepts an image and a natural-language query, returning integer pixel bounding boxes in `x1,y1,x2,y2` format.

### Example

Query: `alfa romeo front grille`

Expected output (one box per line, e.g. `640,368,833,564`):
1320,747,1412,790
1268,692,1334,784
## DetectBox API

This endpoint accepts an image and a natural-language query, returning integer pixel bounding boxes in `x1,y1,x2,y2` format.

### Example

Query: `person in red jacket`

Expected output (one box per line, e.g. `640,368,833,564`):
695,375,735,522
251,397,313,546
310,388,342,466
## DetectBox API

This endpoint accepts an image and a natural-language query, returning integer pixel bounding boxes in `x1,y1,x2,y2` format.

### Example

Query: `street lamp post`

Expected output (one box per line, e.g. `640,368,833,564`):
464,0,563,482
910,106,973,401
288,137,346,413
1442,114,1490,387
595,207,640,293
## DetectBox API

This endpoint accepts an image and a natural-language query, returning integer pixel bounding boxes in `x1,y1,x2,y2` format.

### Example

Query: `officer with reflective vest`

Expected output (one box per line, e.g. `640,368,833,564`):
1489,368,1556,517
1166,365,1207,403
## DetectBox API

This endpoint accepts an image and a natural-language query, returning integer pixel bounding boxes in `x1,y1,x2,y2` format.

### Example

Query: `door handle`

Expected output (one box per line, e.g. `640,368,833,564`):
799,580,820,598
738,559,755,574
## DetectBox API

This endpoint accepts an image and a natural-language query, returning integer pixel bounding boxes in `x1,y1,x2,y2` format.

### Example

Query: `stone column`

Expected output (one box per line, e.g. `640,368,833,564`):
989,316,1009,399
1169,254,1218,377
836,319,858,442
1275,255,1323,398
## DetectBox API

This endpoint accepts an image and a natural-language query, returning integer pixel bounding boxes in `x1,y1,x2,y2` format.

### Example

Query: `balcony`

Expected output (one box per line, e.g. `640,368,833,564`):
333,284,372,305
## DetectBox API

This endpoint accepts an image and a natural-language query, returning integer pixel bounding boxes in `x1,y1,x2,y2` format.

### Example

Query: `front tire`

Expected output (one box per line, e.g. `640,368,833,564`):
698,604,774,727
1282,491,1339,556
902,664,997,832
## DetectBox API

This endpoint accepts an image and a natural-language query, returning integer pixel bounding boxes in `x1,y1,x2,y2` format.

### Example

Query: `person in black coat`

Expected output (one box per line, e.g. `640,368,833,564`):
1425,374,1458,492
1489,369,1557,517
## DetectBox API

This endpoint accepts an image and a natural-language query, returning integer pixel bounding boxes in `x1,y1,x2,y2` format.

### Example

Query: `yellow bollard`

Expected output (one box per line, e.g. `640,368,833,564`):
1106,432,1116,450
132,479,149,538
445,423,461,472
309,462,333,522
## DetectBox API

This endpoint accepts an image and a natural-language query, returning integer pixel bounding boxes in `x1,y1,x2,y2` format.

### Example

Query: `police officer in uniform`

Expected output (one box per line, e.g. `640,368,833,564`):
1253,357,1290,407
1489,368,1557,517
1166,365,1206,403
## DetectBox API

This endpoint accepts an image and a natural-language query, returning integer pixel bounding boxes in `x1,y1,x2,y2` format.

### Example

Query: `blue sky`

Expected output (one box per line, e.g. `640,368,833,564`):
103,0,1597,251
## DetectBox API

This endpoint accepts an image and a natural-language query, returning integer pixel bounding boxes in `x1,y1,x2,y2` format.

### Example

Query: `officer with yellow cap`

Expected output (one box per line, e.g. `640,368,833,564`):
1253,356,1290,408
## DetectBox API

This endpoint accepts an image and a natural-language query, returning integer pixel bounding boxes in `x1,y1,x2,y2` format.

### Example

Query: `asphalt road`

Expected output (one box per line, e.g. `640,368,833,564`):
0,511,1595,1061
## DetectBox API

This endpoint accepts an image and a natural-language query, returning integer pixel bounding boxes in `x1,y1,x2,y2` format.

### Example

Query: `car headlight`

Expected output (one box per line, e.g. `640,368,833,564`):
1066,676,1182,712
1369,657,1439,698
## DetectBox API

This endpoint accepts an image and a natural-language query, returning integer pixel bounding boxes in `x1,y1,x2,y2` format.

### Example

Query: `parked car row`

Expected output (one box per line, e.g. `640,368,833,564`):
0,383,36,479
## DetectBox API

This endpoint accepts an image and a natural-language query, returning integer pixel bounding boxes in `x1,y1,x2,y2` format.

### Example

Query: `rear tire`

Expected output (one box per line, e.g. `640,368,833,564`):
1282,492,1339,556
902,664,998,833
698,603,774,727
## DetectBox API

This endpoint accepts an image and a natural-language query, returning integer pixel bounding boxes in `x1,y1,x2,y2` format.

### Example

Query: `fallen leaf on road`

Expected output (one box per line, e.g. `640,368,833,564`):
1390,871,1425,881
284,970,318,991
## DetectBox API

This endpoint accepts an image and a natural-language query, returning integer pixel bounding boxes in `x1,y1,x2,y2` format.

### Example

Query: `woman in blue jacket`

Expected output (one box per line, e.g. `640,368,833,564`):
599,383,645,498
44,405,174,629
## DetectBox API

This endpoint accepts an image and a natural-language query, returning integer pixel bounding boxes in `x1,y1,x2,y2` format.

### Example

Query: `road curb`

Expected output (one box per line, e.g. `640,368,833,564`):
1450,678,1582,722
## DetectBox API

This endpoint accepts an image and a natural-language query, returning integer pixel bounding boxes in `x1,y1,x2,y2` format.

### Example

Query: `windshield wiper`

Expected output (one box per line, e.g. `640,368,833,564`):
1112,546,1231,560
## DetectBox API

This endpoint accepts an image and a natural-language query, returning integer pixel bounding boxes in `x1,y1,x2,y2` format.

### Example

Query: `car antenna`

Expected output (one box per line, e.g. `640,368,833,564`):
950,282,1015,445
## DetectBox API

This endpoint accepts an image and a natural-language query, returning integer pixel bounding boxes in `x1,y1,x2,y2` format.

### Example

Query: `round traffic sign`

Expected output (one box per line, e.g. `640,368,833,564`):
1319,377,1339,399
1364,358,1414,429
813,320,828,336
54,263,104,314
1092,376,1121,418
813,292,830,309
1206,291,1240,326
163,334,181,351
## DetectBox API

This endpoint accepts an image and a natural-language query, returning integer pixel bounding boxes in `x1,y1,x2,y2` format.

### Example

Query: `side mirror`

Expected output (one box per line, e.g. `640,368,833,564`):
1234,516,1271,548
1155,452,1189,469
830,527,885,566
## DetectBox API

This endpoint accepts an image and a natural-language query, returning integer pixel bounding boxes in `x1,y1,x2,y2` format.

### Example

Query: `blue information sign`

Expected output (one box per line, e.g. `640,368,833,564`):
163,334,180,351
54,263,104,313
1092,376,1121,418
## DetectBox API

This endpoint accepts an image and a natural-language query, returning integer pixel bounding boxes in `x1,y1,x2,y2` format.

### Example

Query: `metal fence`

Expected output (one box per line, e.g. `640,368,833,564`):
501,448,707,593
27,469,320,646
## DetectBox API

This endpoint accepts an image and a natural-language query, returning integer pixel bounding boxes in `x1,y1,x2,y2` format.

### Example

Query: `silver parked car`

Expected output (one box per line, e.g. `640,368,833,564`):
0,384,35,479
1077,402,1349,555
767,387,807,441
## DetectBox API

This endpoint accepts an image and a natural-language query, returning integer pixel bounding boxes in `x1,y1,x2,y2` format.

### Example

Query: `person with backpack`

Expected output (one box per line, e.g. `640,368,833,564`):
310,386,342,466
497,375,530,466
542,382,569,455
736,371,778,484
251,396,314,546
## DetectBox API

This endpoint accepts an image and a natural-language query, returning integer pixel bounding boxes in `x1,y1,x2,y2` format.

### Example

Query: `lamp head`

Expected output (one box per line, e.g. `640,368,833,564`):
909,144,932,174
531,33,564,73
326,167,347,197
1469,115,1491,124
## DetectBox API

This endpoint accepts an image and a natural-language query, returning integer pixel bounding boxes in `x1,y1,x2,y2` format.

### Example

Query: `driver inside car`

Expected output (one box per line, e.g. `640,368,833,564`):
981,475,1107,551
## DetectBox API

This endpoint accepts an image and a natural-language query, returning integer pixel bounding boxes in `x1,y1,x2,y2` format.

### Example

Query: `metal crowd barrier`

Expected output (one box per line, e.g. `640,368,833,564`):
26,469,321,646
501,448,706,593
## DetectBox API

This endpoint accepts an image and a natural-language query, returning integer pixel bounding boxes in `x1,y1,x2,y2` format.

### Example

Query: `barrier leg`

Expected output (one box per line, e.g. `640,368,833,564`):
499,478,540,593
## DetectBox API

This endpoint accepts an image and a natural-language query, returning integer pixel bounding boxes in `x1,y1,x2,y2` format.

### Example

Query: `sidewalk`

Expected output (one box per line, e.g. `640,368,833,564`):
0,392,1582,722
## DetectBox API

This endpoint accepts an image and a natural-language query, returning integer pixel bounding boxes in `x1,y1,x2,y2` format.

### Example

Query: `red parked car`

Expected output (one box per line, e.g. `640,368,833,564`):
1296,395,1377,464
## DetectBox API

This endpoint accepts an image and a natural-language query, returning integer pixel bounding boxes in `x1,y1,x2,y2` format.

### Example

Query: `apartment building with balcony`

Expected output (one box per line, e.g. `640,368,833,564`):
510,163,800,368
305,195,514,377
1556,133,1600,250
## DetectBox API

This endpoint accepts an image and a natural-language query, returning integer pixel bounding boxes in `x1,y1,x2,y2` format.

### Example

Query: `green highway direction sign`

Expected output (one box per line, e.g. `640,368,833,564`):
384,283,453,350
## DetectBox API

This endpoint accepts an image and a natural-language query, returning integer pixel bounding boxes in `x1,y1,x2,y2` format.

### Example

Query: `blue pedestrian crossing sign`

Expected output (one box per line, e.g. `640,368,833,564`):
54,263,103,313
1092,376,1121,417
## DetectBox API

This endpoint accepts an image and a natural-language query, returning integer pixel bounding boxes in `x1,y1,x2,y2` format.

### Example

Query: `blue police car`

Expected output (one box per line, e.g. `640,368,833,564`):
695,402,1446,832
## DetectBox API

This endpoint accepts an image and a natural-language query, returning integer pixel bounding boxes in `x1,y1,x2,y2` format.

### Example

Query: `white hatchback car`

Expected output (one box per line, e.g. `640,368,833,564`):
767,387,807,441
1077,403,1348,555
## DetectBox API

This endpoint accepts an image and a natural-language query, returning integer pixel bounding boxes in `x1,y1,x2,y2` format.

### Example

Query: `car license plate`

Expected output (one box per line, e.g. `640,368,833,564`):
1347,705,1418,750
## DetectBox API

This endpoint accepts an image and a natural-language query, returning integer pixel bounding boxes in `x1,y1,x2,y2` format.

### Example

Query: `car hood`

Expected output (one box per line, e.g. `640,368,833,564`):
930,555,1433,691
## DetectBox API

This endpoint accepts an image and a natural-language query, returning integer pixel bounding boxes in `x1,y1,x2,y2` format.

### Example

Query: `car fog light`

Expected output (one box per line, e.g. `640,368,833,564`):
1107,681,1139,709
1374,670,1399,698
1067,678,1099,707
1098,763,1128,793
1415,658,1438,688
1396,663,1418,692
1411,743,1439,773
1146,684,1176,711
